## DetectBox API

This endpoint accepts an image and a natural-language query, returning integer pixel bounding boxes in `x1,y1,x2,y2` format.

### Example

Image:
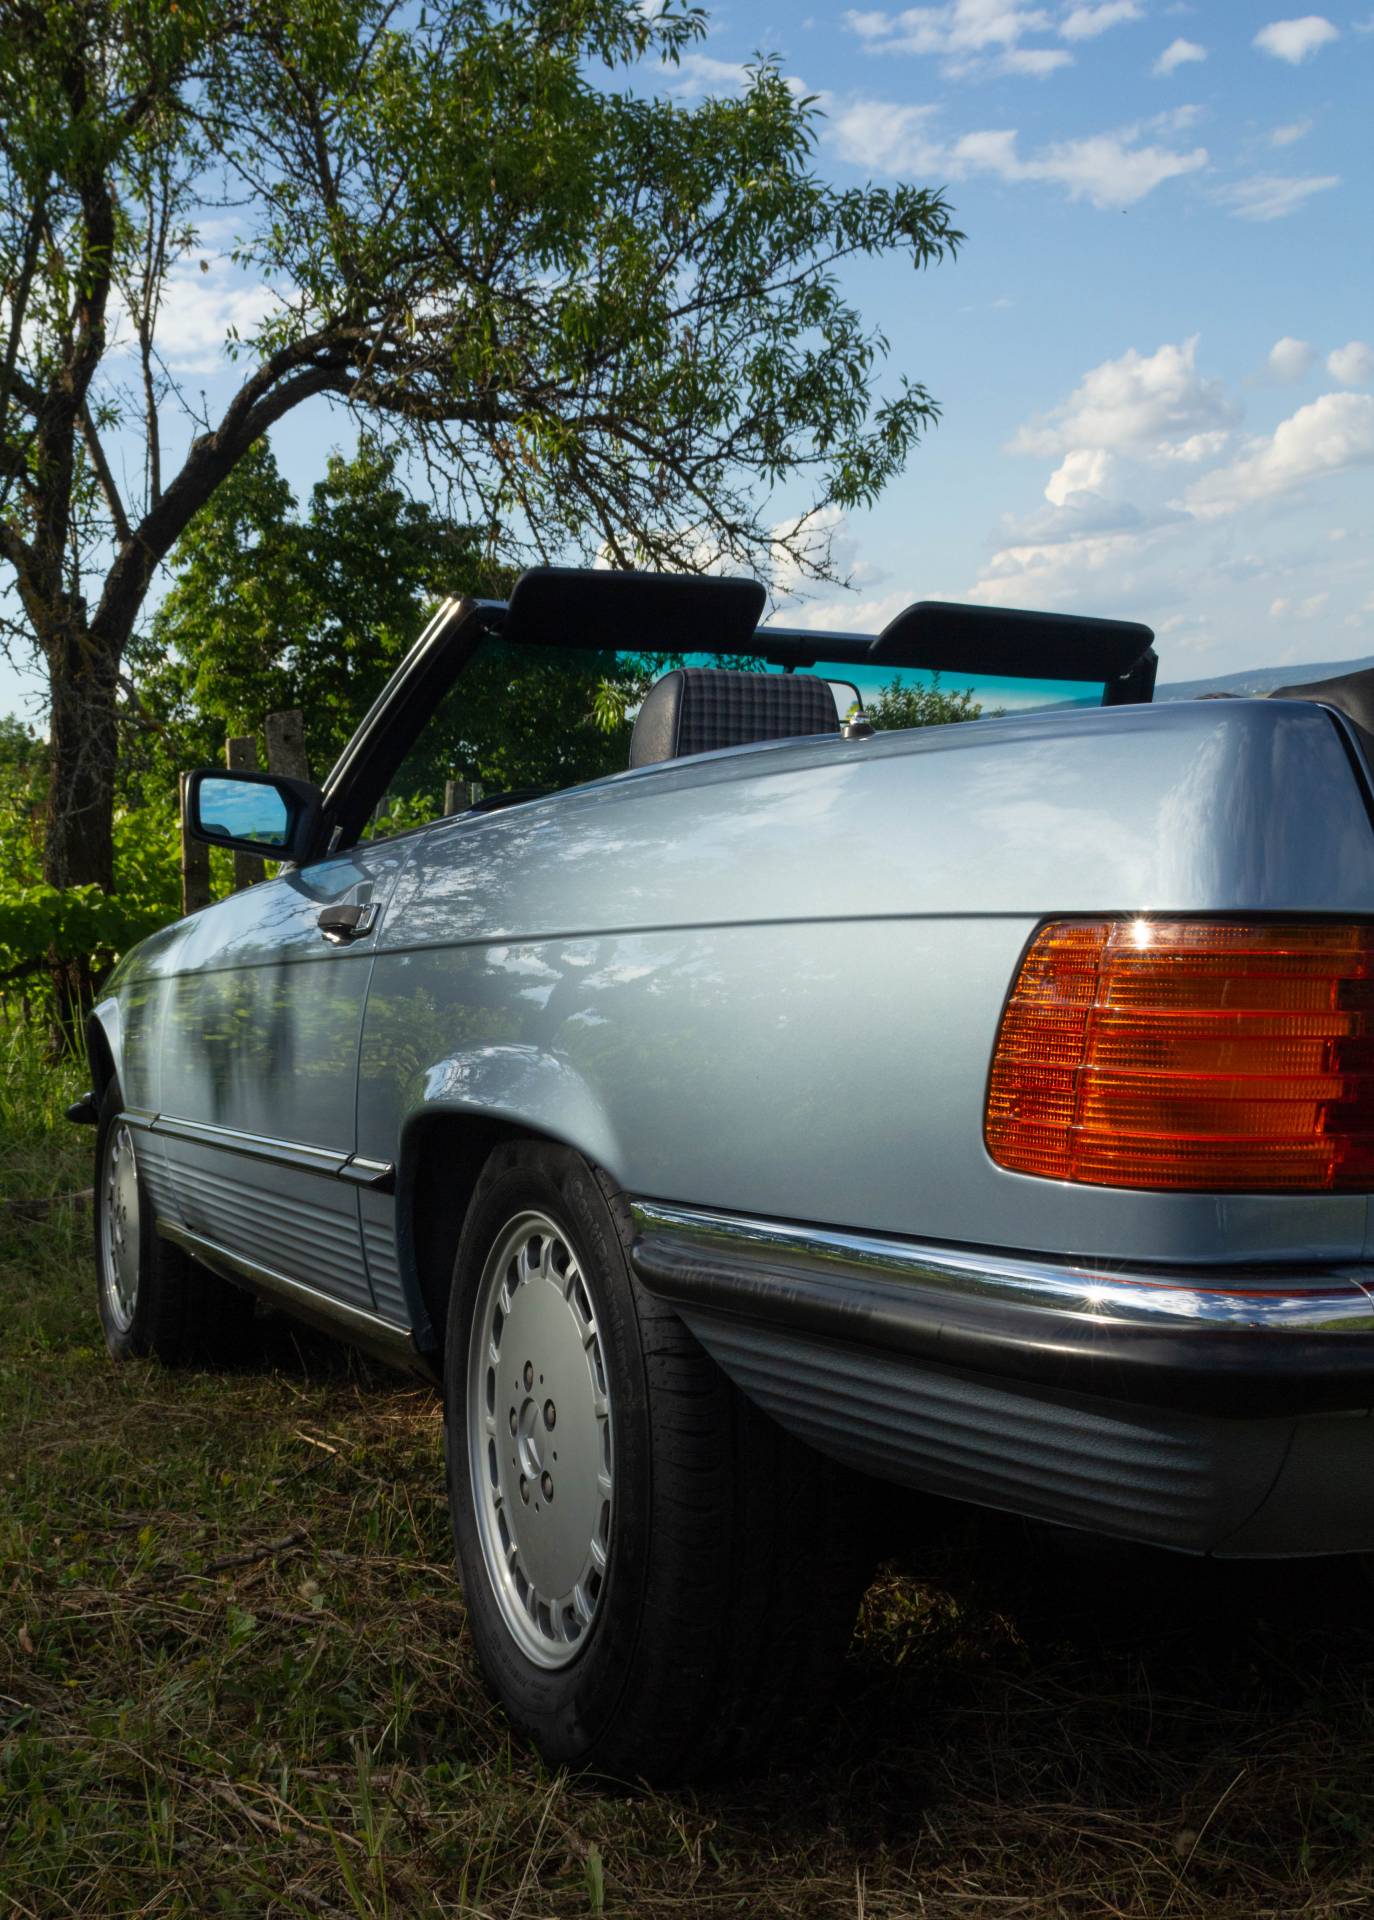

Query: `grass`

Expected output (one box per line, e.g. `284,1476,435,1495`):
5,1012,1374,1916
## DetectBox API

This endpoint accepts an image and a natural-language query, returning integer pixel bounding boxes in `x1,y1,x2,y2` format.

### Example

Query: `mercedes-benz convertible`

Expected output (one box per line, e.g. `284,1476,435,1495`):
75,566,1374,1780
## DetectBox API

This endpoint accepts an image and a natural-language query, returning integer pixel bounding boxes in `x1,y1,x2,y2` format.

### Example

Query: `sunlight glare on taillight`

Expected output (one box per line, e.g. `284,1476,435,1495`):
985,919,1374,1191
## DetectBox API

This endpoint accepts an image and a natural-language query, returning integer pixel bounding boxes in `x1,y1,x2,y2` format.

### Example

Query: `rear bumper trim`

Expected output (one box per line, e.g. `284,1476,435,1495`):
629,1200,1374,1417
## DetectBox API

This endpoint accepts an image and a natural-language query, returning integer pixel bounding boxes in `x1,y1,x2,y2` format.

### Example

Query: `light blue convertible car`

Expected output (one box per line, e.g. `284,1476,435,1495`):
77,567,1374,1779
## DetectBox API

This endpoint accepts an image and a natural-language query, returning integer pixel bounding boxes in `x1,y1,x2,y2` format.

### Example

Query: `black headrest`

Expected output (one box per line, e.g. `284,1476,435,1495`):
629,668,839,768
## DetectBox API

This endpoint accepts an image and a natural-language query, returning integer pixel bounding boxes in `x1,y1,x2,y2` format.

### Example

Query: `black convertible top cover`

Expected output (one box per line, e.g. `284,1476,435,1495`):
494,566,1158,699
870,599,1156,684
503,566,767,655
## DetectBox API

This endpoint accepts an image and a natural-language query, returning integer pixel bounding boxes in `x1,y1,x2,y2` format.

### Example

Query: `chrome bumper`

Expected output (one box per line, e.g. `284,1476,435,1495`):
629,1201,1374,1557
629,1200,1374,1417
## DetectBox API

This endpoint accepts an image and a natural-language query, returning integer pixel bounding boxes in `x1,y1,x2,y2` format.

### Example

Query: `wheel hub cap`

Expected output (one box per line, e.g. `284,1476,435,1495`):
99,1121,141,1333
467,1209,613,1669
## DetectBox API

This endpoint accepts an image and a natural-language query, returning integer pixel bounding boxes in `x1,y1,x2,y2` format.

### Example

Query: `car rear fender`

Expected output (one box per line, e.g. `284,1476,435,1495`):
392,1044,621,1349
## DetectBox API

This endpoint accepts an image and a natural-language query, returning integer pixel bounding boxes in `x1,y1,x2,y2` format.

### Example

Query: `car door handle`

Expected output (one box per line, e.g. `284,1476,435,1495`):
317,902,377,944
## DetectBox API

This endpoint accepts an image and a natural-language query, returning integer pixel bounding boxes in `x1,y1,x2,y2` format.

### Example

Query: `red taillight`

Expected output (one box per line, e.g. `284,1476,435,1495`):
986,920,1374,1191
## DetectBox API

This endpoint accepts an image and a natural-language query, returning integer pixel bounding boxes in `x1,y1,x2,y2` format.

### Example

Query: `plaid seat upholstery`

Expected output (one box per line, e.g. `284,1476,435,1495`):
629,668,839,768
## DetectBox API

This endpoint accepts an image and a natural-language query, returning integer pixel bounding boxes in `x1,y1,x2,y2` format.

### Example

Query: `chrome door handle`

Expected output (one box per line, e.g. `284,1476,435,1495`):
317,902,377,944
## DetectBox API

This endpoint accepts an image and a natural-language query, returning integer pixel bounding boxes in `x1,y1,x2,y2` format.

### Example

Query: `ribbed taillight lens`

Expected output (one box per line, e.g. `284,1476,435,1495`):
986,920,1374,1191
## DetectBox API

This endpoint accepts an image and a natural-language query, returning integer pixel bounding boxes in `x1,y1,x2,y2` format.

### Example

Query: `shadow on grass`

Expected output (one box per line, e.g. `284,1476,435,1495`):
689,1497,1374,1913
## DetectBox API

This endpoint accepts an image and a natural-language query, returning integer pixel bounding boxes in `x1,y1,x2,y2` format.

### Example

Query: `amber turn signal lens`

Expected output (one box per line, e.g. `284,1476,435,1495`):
986,920,1374,1192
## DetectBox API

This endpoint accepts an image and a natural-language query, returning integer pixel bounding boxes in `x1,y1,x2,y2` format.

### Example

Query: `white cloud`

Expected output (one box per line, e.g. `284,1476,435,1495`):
663,52,810,97
1018,131,1207,205
1187,392,1374,517
1269,118,1312,146
1253,15,1340,62
1270,592,1330,619
1002,45,1074,71
1153,37,1206,74
1215,173,1340,220
831,101,1207,206
112,260,283,374
845,2,1051,59
1010,337,1237,459
1045,447,1113,504
1061,1,1142,39
664,51,750,91
843,0,1142,71
1267,336,1315,380
969,525,1154,608
1328,341,1374,388
830,99,944,175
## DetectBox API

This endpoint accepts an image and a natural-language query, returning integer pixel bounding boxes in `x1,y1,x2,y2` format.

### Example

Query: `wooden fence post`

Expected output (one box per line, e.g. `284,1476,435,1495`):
225,734,265,890
178,771,211,917
265,708,309,783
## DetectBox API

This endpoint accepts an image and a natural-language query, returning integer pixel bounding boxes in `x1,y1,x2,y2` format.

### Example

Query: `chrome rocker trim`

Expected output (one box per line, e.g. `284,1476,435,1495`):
158,1221,423,1374
629,1200,1374,1418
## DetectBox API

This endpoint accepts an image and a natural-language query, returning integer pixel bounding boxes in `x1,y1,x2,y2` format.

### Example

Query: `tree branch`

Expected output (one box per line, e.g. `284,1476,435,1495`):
79,403,131,545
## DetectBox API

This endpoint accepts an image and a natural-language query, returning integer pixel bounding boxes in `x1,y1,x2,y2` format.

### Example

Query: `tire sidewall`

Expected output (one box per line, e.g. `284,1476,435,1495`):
444,1143,654,1768
95,1083,147,1359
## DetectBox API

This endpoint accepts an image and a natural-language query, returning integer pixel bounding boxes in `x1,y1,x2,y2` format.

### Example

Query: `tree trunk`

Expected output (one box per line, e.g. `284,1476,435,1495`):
42,615,119,1040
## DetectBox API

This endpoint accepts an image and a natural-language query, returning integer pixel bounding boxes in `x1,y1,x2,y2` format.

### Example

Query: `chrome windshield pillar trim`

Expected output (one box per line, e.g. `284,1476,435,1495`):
629,1200,1374,1336
157,1221,422,1371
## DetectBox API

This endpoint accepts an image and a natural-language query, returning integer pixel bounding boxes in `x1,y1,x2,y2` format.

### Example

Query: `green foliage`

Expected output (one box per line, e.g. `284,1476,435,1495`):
0,789,183,991
1,0,961,917
0,717,46,890
2,708,185,991
125,438,511,798
863,674,992,730
0,881,168,992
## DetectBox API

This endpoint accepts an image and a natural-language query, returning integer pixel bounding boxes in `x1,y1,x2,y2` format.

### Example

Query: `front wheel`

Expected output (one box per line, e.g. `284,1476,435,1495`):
444,1140,873,1781
95,1084,257,1367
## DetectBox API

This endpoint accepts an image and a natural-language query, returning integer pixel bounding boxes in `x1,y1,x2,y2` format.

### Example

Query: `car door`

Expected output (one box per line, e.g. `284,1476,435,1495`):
155,836,412,1317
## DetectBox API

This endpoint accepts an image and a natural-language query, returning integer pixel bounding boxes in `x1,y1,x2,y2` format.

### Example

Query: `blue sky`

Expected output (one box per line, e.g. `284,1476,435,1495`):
3,1,1371,720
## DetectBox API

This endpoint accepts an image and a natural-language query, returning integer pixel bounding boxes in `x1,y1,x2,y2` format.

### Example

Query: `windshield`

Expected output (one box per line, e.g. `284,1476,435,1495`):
362,635,1100,837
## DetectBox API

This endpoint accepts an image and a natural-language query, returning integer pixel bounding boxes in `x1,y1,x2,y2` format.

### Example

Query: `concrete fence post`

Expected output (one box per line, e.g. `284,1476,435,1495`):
225,734,265,890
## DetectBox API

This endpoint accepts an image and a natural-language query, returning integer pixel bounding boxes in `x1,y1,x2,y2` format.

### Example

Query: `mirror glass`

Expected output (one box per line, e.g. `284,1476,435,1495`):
196,776,290,847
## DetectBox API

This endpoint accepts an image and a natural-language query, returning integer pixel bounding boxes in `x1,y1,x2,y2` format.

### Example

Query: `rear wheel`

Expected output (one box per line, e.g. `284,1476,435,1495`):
95,1083,257,1367
444,1139,873,1781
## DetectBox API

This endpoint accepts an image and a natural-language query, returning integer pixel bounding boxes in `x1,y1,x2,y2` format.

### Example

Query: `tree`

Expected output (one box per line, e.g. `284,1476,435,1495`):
0,0,961,1014
135,435,738,807
126,434,508,790
863,673,991,730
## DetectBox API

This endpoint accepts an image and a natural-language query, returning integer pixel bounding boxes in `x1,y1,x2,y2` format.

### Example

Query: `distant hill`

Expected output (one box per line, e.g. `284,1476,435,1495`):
1156,655,1374,702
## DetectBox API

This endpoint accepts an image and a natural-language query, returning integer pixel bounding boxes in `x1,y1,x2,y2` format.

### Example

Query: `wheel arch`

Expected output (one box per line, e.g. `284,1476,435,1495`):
393,1046,624,1355
86,1001,121,1106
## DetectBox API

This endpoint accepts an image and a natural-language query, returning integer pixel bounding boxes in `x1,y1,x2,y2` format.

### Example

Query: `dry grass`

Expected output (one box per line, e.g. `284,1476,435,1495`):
4,1018,1374,1916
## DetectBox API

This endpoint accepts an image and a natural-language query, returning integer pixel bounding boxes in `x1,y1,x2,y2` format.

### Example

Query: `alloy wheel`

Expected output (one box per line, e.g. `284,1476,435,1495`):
466,1209,613,1669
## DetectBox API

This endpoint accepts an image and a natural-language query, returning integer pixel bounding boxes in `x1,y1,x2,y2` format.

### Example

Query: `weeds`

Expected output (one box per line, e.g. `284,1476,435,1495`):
4,1013,1374,1915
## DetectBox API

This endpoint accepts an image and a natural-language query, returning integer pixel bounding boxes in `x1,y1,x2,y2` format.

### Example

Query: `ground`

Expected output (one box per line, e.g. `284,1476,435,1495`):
4,1029,1374,1918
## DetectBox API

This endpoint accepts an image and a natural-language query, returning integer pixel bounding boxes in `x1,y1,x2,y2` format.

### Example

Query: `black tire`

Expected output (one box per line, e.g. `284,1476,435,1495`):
443,1138,873,1782
94,1082,257,1367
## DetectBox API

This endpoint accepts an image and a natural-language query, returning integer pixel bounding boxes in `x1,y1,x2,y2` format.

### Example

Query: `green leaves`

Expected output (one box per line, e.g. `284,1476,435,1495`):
3,0,962,946
864,674,993,731
0,881,168,986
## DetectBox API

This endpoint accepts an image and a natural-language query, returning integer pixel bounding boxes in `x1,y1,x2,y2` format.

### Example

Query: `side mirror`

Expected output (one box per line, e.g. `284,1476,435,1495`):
184,768,323,864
